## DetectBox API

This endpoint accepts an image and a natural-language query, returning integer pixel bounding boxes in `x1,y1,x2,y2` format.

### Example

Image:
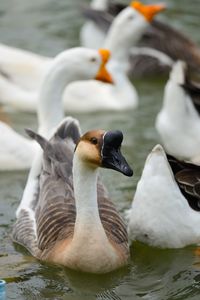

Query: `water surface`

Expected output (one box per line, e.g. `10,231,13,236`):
0,0,200,299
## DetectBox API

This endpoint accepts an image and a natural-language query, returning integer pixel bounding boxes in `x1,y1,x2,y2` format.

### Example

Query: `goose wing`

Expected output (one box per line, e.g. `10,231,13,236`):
83,8,113,32
12,118,80,256
181,79,200,115
167,154,200,211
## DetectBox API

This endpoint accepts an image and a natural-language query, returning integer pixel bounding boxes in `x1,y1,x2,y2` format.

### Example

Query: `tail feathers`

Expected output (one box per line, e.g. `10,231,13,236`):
170,60,187,84
25,128,48,149
25,128,56,161
54,117,81,144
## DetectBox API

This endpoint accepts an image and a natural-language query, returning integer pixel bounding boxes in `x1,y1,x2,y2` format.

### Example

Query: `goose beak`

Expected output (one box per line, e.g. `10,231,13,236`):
101,130,133,177
95,49,114,84
131,1,166,22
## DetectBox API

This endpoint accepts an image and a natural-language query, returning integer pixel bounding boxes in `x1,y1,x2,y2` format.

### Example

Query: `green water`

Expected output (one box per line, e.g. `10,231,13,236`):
0,0,200,299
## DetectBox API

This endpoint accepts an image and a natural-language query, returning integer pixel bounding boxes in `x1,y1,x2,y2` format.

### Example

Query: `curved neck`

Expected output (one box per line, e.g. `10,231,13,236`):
104,12,147,63
107,60,138,107
38,65,70,137
72,155,103,235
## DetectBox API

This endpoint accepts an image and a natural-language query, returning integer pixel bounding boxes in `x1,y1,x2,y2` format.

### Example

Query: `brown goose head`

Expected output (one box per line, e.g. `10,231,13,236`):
75,130,133,176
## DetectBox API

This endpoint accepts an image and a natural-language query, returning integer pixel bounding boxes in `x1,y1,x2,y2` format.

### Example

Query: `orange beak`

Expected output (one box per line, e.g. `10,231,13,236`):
130,1,166,22
95,49,114,84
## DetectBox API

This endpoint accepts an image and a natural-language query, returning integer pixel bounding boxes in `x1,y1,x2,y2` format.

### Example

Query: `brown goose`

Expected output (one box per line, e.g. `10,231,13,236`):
127,144,200,249
82,1,200,77
13,118,133,273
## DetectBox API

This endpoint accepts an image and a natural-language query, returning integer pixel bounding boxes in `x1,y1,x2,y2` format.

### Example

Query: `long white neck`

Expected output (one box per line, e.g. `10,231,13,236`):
104,10,147,64
72,154,103,236
108,60,138,108
37,63,71,137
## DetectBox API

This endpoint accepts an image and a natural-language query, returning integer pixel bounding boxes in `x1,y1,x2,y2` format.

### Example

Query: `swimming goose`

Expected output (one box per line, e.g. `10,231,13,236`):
127,144,200,248
0,48,113,170
0,2,164,112
83,1,200,77
155,60,200,161
61,1,165,112
0,2,164,113
13,118,133,273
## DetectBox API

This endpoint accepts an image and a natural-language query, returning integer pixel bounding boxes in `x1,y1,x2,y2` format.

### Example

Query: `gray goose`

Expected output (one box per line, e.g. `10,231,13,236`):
13,118,133,274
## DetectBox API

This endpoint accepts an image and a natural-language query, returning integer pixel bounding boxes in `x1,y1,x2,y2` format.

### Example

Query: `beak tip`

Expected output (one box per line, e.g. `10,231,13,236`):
124,168,134,177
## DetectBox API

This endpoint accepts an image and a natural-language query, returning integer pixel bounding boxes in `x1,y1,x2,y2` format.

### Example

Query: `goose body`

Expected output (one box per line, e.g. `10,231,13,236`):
0,43,50,91
13,118,133,273
82,1,200,77
127,144,200,248
156,60,200,161
0,48,113,171
63,2,166,112
0,122,38,170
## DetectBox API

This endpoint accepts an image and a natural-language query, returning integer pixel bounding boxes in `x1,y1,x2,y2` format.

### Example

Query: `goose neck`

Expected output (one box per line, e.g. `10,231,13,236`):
72,155,102,229
38,65,70,136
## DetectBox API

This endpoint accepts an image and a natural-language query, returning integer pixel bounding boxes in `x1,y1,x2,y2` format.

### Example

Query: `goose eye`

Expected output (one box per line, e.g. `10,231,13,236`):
90,137,98,145
90,57,97,63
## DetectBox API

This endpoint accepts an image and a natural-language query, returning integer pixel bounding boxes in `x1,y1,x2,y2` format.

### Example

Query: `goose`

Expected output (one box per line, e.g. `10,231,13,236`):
0,1,165,113
0,43,50,91
52,1,165,113
155,60,200,161
12,117,133,273
82,1,200,77
127,144,200,249
0,47,113,171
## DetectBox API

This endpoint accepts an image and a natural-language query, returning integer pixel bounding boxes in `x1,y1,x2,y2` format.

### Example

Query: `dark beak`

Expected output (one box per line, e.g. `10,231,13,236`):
101,130,133,177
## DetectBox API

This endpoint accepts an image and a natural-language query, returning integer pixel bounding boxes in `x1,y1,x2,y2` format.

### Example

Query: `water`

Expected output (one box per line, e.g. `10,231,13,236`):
0,0,200,299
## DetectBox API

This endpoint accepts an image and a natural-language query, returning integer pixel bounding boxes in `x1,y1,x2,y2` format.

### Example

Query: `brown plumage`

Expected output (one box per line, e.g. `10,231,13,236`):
167,154,200,211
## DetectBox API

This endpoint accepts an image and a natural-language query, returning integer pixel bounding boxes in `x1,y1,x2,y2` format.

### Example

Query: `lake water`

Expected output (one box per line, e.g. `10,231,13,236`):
0,0,200,299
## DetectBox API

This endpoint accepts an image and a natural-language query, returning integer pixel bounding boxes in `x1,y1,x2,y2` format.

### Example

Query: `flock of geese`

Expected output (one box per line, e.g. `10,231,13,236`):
2,0,200,274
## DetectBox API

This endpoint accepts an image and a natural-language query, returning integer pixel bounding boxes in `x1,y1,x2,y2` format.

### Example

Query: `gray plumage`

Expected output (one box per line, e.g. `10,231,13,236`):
12,118,128,259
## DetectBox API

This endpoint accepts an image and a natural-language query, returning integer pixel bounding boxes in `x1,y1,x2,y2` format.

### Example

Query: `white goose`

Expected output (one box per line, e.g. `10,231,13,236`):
13,118,133,273
58,1,165,112
127,144,200,248
82,1,200,78
0,43,50,91
0,48,113,171
0,1,165,113
155,60,200,161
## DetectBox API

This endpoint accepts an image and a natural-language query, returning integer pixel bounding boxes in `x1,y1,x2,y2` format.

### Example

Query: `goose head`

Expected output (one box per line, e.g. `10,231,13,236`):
38,47,113,135
75,130,133,176
44,47,113,84
104,1,165,63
